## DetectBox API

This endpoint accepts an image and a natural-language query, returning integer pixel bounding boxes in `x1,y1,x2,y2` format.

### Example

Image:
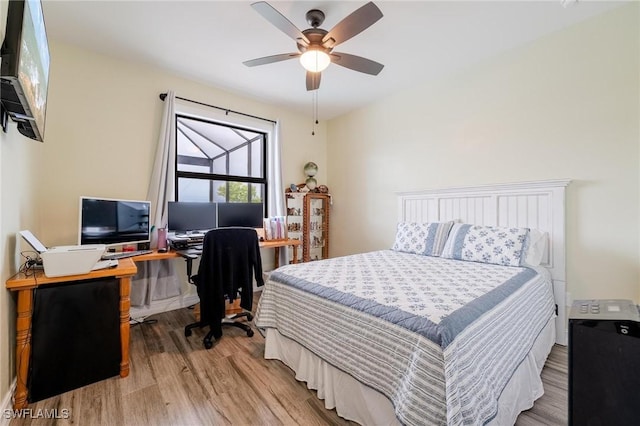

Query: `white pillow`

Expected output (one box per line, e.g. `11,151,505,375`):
523,229,548,266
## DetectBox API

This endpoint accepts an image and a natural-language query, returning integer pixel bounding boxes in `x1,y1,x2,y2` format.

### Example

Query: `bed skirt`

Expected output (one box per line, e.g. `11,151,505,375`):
263,317,556,425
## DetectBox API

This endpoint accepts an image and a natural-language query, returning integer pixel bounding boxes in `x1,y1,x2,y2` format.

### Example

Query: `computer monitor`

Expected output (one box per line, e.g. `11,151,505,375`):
217,202,264,228
167,201,217,233
79,197,151,246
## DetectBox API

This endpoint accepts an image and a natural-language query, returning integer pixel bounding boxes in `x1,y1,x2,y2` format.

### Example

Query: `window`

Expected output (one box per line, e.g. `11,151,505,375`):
175,115,267,212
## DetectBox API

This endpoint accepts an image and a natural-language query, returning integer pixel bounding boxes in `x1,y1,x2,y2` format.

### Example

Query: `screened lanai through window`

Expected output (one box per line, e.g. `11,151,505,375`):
175,115,267,209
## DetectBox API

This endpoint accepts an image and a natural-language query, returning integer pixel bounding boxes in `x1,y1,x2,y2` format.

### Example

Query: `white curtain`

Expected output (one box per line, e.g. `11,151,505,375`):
267,120,284,218
267,121,288,265
147,91,177,238
131,90,181,307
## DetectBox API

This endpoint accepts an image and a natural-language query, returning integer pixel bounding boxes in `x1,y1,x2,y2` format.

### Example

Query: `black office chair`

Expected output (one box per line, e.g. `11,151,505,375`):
184,227,264,349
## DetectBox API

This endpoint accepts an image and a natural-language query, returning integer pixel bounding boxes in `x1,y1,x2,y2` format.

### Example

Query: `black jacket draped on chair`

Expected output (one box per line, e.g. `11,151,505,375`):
192,228,264,338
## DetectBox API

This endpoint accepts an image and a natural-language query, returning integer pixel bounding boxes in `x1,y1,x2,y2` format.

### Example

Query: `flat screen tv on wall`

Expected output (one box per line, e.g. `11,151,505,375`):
0,0,50,142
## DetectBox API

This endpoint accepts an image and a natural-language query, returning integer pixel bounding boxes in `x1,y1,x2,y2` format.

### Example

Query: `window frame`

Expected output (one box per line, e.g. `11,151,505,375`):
174,113,268,208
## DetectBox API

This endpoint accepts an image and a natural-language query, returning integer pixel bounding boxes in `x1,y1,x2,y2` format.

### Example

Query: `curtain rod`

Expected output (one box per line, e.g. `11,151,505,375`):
159,93,276,124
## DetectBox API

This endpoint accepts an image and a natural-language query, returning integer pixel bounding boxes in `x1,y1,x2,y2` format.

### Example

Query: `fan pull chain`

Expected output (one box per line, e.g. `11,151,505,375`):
311,90,319,136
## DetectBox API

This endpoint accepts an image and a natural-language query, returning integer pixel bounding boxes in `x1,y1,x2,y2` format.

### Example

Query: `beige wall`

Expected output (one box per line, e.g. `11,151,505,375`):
0,0,44,406
40,42,327,247
0,118,43,412
0,38,326,402
327,4,640,303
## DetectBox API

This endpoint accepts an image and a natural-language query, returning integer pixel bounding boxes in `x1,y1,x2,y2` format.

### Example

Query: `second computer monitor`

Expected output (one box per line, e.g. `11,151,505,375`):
167,202,217,233
217,202,264,228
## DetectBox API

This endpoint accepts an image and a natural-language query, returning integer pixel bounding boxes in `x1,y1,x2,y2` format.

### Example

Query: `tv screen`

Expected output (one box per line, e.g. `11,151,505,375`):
167,202,217,234
217,202,264,228
79,197,151,246
0,0,50,142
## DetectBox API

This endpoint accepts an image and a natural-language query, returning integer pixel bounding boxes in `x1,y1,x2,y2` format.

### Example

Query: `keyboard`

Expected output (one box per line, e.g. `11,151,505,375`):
101,249,153,260
174,233,205,240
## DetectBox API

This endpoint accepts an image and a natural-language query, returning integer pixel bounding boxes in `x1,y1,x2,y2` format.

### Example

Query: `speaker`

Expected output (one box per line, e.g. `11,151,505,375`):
568,300,640,426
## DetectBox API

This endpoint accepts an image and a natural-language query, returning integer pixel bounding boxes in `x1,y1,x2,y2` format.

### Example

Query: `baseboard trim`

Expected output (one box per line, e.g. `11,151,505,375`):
1,379,16,426
130,294,199,320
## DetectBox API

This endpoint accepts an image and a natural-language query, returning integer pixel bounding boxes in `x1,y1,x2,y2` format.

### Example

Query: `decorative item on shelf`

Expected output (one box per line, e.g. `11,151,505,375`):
303,161,320,192
305,177,317,191
263,216,287,241
318,184,329,194
304,161,318,178
286,184,306,193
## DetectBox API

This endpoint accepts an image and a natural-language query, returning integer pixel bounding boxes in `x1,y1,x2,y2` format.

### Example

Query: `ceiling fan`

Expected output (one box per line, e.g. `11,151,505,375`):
243,1,384,91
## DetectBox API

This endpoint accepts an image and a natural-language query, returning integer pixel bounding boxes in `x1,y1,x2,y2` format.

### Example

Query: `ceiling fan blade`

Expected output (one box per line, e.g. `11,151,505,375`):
322,2,382,48
251,2,310,45
330,52,384,75
306,72,321,91
243,53,300,67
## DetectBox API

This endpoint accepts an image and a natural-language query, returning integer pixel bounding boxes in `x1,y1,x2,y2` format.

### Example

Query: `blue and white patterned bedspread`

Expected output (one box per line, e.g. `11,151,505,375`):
255,250,555,425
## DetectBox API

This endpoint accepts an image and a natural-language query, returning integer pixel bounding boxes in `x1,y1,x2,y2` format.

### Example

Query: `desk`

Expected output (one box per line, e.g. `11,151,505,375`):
5,238,300,409
5,259,137,410
142,238,302,270
258,238,301,269
135,239,301,320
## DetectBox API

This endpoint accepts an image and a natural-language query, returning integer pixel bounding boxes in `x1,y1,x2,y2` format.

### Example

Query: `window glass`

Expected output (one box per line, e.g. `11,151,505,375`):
177,177,211,202
175,115,267,210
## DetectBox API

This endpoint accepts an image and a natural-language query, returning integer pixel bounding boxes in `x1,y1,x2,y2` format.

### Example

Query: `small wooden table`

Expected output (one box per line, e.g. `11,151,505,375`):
5,259,138,410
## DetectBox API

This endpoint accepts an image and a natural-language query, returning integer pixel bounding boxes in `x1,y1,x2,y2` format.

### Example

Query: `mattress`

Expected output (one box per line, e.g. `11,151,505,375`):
255,250,556,425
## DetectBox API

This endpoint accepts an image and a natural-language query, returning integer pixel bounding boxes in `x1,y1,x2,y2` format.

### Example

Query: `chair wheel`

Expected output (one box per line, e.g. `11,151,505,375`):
185,329,192,337
204,338,213,349
247,329,254,337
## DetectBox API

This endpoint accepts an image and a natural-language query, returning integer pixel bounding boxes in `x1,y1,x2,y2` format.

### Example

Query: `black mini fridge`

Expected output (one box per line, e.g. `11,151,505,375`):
568,299,640,426
29,277,121,402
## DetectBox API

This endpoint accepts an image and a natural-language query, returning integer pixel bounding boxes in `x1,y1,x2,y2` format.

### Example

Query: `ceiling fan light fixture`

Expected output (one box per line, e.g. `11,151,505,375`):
300,49,331,72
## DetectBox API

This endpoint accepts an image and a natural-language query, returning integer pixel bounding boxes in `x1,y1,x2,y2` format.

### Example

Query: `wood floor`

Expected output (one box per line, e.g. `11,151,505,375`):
11,300,568,426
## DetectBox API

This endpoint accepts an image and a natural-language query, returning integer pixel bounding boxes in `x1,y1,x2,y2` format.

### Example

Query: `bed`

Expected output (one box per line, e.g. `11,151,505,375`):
255,180,570,425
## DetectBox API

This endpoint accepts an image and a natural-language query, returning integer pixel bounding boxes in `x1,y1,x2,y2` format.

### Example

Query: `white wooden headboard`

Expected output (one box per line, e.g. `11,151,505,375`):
397,179,571,345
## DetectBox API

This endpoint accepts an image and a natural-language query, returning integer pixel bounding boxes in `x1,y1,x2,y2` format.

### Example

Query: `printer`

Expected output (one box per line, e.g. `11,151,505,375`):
40,245,106,277
20,230,105,278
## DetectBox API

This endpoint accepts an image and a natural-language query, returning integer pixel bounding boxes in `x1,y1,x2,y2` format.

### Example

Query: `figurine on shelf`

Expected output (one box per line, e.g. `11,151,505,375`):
304,162,318,178
305,177,317,191
303,161,320,193
318,185,329,194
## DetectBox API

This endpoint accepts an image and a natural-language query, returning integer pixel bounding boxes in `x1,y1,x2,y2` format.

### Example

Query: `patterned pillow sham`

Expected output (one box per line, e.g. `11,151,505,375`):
391,221,454,256
441,223,529,267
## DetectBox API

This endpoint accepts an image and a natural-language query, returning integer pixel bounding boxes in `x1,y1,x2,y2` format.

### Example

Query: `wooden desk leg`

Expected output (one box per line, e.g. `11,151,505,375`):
14,289,33,409
119,276,131,378
274,247,280,269
292,245,298,264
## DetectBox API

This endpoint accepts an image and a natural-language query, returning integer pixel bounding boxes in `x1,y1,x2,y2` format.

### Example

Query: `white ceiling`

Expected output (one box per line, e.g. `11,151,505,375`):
41,1,625,120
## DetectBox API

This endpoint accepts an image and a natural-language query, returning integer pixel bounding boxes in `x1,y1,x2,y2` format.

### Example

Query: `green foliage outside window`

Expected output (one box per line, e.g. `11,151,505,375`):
217,182,262,203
